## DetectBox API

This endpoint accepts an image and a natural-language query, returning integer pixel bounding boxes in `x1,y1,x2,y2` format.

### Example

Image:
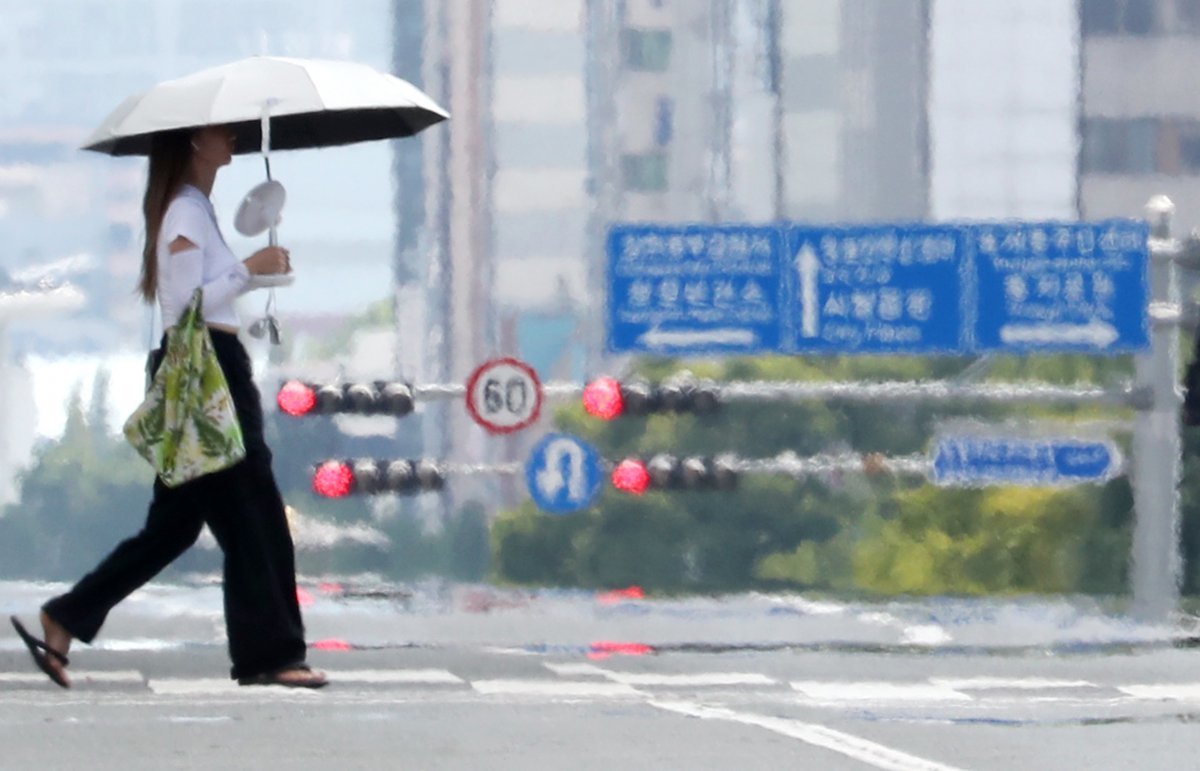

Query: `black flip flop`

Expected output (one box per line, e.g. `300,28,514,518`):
10,616,70,689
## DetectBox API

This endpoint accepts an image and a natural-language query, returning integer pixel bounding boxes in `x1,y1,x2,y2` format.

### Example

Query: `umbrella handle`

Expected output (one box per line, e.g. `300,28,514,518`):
261,100,277,247
260,100,275,165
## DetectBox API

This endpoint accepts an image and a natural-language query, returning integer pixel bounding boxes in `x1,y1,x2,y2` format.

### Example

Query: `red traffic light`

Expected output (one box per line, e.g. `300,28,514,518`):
583,377,625,420
611,458,651,495
278,380,317,416
313,460,355,498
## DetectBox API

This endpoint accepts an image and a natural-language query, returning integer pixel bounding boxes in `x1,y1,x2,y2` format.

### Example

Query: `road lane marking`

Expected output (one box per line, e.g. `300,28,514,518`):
791,681,971,702
650,699,967,771
471,679,642,698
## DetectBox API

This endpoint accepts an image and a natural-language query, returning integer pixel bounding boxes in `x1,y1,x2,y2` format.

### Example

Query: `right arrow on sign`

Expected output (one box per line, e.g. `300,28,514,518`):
795,243,820,338
998,319,1119,348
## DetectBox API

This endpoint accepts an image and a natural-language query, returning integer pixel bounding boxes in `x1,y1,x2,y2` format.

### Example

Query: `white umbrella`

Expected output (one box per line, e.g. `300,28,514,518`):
81,56,445,344
81,55,448,156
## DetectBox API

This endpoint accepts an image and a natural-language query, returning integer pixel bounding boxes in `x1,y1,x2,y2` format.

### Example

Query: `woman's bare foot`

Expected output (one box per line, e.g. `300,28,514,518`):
274,666,327,688
39,611,72,687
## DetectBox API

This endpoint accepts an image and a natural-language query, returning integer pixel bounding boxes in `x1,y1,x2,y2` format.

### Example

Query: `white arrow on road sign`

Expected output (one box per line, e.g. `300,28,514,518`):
637,327,759,349
998,319,1119,348
535,437,588,502
525,433,604,514
795,243,819,338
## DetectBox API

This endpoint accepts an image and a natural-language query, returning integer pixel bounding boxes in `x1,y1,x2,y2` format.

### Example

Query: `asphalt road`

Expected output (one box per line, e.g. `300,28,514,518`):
1,582,1199,770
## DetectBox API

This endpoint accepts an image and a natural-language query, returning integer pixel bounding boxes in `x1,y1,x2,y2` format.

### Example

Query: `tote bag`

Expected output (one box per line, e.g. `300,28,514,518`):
123,289,246,487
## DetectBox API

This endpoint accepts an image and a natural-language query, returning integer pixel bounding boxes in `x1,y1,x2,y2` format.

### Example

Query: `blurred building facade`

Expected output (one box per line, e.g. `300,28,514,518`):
930,0,1079,221
1079,0,1200,231
413,0,934,372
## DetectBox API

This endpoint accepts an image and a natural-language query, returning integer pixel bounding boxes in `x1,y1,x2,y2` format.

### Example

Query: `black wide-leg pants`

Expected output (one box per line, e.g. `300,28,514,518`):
42,330,307,680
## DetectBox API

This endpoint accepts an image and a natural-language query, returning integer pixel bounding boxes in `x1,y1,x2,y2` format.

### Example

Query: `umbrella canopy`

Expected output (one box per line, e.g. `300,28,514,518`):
82,56,448,156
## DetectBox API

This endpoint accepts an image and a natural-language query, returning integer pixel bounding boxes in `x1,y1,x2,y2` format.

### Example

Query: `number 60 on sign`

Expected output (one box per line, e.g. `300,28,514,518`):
465,357,544,434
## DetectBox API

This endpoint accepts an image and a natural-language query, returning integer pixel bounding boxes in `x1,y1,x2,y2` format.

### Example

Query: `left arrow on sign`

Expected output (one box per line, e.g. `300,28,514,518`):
637,327,758,349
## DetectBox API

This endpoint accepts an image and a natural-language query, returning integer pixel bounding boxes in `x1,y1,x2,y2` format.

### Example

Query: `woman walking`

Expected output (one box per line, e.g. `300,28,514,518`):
11,124,326,689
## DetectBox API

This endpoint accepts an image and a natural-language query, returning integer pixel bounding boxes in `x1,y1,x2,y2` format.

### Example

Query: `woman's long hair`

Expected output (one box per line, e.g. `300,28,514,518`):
138,130,192,302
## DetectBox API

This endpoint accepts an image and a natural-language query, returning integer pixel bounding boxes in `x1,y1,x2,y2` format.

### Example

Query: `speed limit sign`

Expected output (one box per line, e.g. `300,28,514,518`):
465,357,544,434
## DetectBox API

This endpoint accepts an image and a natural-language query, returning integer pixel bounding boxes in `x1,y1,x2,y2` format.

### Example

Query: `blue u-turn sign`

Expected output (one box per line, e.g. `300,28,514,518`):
525,433,605,514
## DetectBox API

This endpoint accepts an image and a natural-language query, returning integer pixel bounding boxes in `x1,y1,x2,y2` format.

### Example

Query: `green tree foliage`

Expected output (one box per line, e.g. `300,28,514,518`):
0,375,157,579
851,483,1127,595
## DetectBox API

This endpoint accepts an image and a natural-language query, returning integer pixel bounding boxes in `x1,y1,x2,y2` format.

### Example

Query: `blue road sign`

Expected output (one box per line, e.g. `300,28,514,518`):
932,436,1123,487
606,220,1149,356
973,220,1150,353
787,225,966,353
525,433,605,514
607,224,785,355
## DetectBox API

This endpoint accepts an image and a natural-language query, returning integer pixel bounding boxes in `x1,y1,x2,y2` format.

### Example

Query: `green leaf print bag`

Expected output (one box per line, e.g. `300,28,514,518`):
123,288,246,487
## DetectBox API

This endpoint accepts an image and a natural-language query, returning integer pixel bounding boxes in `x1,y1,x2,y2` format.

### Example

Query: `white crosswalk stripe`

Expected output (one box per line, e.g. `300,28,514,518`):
471,679,643,698
1117,683,1200,701
0,670,144,685
319,668,466,685
930,677,1096,690
148,678,244,695
600,671,779,687
147,668,465,694
792,681,972,702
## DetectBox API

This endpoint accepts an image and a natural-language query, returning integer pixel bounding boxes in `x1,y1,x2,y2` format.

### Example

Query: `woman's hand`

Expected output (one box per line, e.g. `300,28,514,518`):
243,246,291,275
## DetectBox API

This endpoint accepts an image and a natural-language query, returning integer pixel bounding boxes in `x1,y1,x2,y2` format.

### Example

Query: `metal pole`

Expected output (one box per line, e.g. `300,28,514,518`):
1131,195,1183,622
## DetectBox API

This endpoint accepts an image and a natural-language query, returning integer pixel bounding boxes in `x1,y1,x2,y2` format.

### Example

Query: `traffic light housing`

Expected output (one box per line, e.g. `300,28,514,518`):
278,380,415,418
312,458,444,497
583,374,721,420
610,453,738,494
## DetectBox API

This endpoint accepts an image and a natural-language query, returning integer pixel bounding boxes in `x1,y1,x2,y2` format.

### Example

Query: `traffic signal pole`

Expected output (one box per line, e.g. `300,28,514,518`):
1131,196,1184,623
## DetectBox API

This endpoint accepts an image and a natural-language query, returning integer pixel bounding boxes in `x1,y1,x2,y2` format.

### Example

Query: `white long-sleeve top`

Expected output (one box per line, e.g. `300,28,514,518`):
156,184,250,329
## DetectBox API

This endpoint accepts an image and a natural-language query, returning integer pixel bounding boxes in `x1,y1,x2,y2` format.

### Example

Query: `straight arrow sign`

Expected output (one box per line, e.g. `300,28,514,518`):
795,243,820,338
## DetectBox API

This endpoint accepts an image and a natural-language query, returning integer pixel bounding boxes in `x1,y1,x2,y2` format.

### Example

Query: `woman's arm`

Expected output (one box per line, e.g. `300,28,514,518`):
165,236,251,315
